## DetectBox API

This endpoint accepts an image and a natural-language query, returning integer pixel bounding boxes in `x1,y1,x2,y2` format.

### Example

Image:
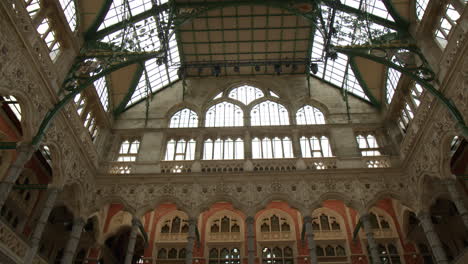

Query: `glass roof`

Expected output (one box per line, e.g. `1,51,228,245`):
311,3,395,101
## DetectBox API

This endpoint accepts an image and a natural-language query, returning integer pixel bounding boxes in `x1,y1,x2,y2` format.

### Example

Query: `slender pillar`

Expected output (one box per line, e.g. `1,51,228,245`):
361,214,382,264
303,216,318,264
0,143,35,209
246,216,255,264
60,217,86,264
124,217,139,264
446,178,468,230
418,212,449,264
244,131,252,159
24,187,60,264
185,218,197,264
291,130,302,158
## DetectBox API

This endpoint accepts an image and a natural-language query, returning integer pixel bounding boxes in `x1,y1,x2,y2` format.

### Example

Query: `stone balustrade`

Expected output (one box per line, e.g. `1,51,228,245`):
312,229,346,240
208,232,242,242
156,232,188,242
259,231,294,241
105,155,393,175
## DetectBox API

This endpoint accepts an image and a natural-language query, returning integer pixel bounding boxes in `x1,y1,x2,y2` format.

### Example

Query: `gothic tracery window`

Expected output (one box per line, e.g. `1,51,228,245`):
300,136,333,158
251,100,289,126
228,85,264,105
434,4,461,49
36,17,61,60
372,243,401,264
209,215,240,233
262,246,294,264
205,102,243,127
203,138,244,160
160,215,188,234
93,77,109,112
260,215,291,233
296,105,325,125
1,95,22,122
209,248,241,264
164,139,196,160
170,108,199,128
252,137,294,159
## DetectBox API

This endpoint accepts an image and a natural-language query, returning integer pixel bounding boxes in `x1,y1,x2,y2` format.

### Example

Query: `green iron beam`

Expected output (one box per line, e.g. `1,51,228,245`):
335,45,468,139
0,142,18,150
382,0,410,28
181,39,310,45
13,184,49,190
31,52,163,146
84,0,114,40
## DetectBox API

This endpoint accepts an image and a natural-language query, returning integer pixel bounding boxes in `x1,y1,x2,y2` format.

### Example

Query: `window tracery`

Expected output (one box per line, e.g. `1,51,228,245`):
300,136,333,158
316,245,346,257
157,247,186,260
386,64,401,104
296,105,325,125
1,95,22,122
209,216,240,233
164,139,196,161
356,134,381,156
228,85,264,105
170,108,199,128
209,248,240,264
58,0,77,31
260,215,291,233
369,243,401,264
160,216,189,234
83,112,98,141
74,93,86,117
205,102,243,127
398,103,414,134
416,0,430,21
368,212,391,230
252,137,294,159
251,100,289,126
203,138,244,160
262,246,293,264
312,214,341,231
24,0,41,17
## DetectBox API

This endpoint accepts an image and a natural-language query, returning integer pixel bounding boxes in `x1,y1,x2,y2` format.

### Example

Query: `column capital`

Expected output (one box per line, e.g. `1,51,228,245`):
245,216,255,224
303,215,313,224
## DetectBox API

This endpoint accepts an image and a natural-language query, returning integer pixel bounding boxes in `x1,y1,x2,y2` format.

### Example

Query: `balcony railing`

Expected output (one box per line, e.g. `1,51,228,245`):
208,231,242,241
259,231,293,241
157,232,188,242
312,229,346,240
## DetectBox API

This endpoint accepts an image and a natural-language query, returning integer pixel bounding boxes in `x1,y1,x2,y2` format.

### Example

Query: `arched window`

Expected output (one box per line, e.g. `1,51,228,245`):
262,246,293,264
369,212,392,230
435,4,461,49
1,95,22,122
313,214,341,231
74,93,86,117
157,248,167,259
209,248,241,264
36,17,61,60
251,100,289,126
203,138,244,160
228,85,264,105
170,108,199,128
209,215,240,234
252,137,294,159
416,0,430,21
300,136,333,158
296,105,325,125
260,215,291,233
93,77,109,112
386,56,402,104
410,83,423,108
317,246,324,256
356,134,381,156
164,139,196,160
83,112,98,140
205,102,243,127
171,216,181,233
398,103,414,134
58,0,78,31
370,243,401,264
168,248,178,259
117,139,140,162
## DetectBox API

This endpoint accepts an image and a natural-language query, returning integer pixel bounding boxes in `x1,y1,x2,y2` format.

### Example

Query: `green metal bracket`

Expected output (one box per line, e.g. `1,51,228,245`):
382,0,410,28
30,51,163,147
334,45,468,139
0,142,18,150
84,0,114,40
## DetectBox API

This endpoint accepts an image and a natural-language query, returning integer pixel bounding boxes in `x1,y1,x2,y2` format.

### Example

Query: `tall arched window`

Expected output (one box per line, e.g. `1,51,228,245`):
209,215,240,233
74,93,86,117
300,136,333,158
164,139,196,160
160,215,188,234
386,56,402,104
260,215,291,233
312,214,340,231
368,212,391,230
83,112,98,140
58,0,78,31
203,138,244,160
410,83,423,108
296,105,325,125
398,103,415,134
205,102,243,127
435,4,461,49
252,137,293,159
228,85,264,105
170,108,198,128
251,101,289,126
370,243,401,264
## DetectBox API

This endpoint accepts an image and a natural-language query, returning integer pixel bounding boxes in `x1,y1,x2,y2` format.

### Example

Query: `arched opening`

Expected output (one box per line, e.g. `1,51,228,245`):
104,226,145,263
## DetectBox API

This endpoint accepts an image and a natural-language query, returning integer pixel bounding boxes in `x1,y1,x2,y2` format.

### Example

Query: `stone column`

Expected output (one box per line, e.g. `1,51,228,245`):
446,178,468,230
291,130,302,158
185,218,197,264
194,134,205,160
24,187,60,264
0,143,35,209
361,214,382,264
124,217,140,264
246,216,255,264
303,216,318,264
244,131,252,159
60,217,86,264
418,212,449,264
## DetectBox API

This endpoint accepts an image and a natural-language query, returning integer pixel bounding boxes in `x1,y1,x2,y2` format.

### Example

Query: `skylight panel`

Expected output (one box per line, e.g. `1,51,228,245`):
93,76,109,111
98,0,154,30
416,0,430,21
341,0,394,21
